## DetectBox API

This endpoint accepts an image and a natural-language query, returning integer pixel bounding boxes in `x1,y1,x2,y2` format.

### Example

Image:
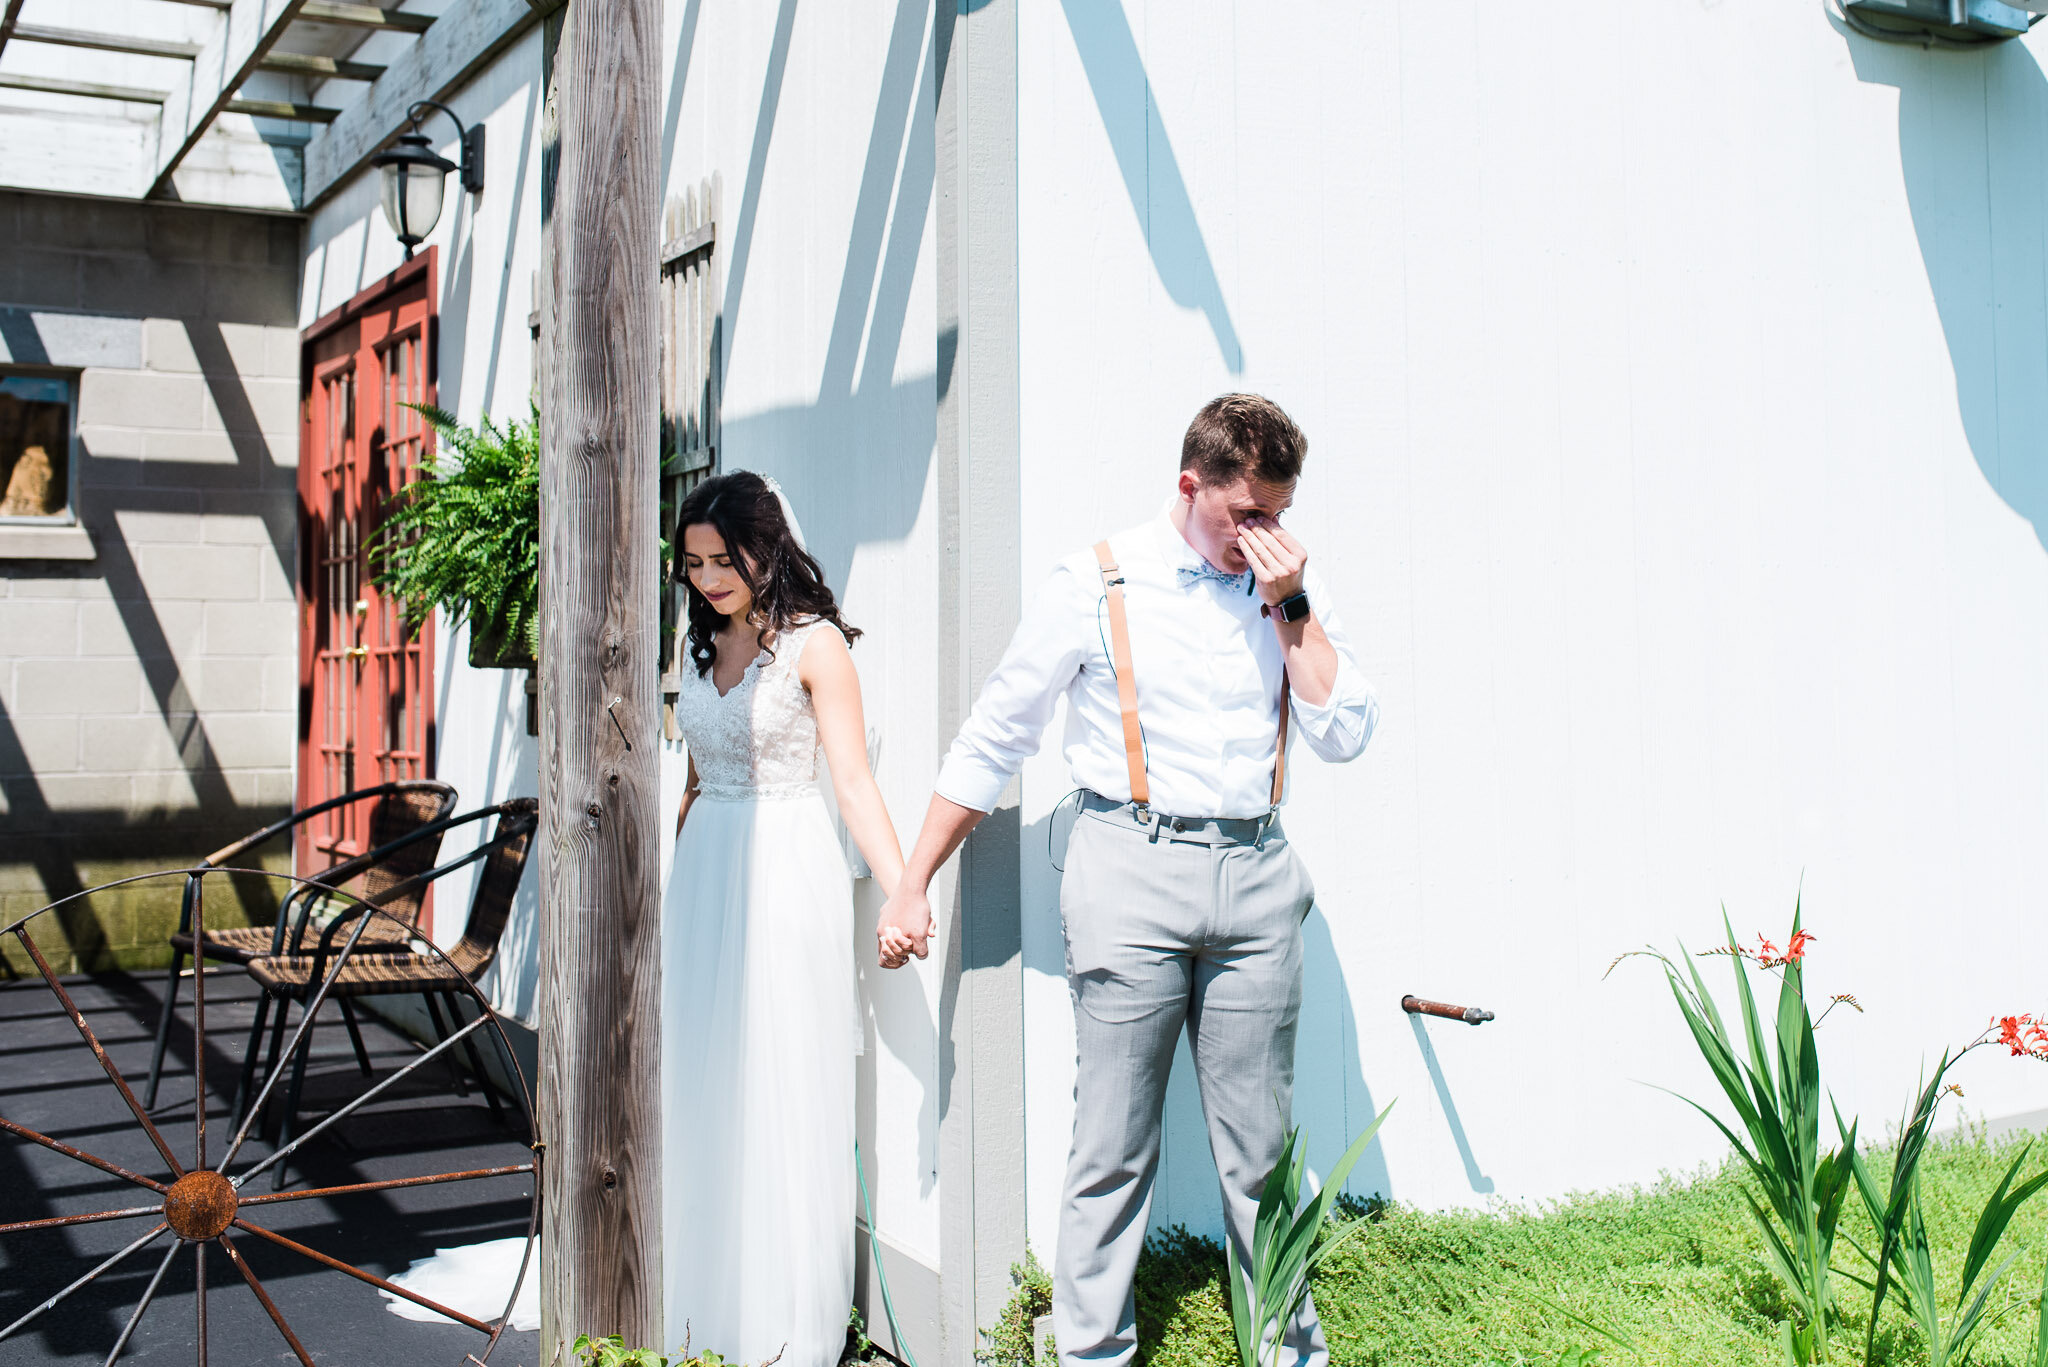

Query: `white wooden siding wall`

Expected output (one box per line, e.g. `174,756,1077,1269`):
1014,0,2048,1240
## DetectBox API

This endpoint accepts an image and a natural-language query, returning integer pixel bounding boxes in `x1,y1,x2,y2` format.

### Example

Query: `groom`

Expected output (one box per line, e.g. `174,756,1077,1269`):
877,394,1379,1367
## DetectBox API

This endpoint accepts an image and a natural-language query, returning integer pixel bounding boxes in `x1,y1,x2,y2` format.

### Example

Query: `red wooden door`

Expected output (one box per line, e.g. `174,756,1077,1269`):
297,253,438,876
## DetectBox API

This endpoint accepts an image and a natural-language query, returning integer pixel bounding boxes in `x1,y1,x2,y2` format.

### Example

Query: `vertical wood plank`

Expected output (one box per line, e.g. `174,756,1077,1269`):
536,0,663,1354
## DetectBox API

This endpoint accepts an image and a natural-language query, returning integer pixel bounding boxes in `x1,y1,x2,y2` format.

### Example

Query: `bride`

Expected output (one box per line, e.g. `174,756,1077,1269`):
661,471,912,1367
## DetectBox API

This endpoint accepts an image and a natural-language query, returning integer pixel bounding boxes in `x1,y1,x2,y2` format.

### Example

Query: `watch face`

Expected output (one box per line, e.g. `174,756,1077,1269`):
1281,593,1310,622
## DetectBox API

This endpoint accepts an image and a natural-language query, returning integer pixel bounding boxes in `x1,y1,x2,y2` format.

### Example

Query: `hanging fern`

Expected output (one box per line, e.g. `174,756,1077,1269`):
372,402,540,663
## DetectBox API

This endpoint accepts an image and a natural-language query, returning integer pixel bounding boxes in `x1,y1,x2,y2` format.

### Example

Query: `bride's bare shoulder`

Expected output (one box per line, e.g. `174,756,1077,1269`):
795,619,854,686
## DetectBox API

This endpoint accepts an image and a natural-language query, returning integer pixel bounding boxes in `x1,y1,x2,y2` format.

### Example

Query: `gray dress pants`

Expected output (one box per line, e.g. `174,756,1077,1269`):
1053,804,1327,1367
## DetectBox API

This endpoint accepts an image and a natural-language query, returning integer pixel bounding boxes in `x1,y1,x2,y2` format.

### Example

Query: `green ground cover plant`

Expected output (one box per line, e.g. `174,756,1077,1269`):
1077,1123,2048,1367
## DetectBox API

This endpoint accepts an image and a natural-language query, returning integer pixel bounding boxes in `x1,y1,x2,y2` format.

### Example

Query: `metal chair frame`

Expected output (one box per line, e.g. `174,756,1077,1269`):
236,799,539,1183
142,781,458,1110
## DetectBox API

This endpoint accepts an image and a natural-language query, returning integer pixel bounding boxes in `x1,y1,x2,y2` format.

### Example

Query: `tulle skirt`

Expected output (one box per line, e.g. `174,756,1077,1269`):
661,789,857,1367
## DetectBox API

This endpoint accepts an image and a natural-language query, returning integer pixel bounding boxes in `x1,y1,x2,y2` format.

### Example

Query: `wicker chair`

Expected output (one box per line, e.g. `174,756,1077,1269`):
143,780,459,1110
239,797,539,1174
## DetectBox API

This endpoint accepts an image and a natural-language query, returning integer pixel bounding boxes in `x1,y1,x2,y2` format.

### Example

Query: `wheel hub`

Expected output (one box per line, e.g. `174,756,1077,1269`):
163,1170,237,1241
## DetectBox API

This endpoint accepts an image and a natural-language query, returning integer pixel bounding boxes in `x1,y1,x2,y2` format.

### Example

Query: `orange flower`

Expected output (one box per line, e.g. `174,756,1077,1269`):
1754,931,1816,969
1993,1014,2048,1060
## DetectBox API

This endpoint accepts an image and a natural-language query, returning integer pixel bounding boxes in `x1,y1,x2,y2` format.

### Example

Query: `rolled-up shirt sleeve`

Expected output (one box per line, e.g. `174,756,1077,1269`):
1288,566,1378,763
934,561,1089,813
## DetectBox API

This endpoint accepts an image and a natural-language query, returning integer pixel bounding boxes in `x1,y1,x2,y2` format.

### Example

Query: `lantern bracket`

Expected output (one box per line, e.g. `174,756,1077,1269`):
405,100,485,196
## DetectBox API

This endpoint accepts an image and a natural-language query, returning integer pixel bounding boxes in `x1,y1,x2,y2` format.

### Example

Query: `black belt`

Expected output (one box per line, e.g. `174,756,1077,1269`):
1076,790,1279,847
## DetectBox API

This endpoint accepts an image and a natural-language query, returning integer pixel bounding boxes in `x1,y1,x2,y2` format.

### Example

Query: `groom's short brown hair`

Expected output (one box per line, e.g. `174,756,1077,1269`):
1181,393,1306,486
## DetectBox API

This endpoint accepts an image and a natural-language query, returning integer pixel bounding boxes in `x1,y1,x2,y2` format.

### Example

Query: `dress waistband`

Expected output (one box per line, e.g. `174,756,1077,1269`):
1076,790,1281,847
696,781,819,803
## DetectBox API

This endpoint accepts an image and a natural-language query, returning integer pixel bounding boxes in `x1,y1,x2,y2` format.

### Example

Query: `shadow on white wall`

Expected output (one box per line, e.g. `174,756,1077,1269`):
1848,28,2048,552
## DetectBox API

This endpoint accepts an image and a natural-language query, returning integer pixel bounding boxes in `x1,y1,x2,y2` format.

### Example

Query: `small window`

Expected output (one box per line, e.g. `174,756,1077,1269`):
0,373,77,524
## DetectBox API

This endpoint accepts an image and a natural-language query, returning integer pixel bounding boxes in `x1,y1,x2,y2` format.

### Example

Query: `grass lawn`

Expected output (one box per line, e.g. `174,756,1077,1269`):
1104,1123,2048,1367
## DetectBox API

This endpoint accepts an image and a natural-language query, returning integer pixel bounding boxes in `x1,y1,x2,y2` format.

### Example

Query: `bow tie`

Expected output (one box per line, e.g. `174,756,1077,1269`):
1177,562,1252,593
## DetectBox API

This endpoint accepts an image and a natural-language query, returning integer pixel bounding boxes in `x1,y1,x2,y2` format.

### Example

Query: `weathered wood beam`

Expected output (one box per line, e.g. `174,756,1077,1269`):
0,72,168,103
257,49,384,81
155,0,234,8
0,0,28,68
537,0,662,1358
223,96,339,121
147,0,313,198
11,22,202,60
294,1,433,32
300,0,535,209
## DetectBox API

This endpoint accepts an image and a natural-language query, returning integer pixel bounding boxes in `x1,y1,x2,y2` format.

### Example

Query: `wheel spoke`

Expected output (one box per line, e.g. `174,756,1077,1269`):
230,1217,496,1332
0,1202,160,1235
11,928,184,1178
0,1222,168,1343
0,1114,168,1193
194,1235,207,1367
237,1162,534,1207
216,1232,313,1367
190,874,208,1171
104,1239,179,1366
229,1014,489,1188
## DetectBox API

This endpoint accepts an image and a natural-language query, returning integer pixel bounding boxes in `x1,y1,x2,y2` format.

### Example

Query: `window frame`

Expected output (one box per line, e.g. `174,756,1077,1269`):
0,366,82,529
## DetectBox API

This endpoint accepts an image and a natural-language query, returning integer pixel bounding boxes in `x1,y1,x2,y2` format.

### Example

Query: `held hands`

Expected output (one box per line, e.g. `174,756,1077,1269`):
876,885,934,970
1236,517,1307,607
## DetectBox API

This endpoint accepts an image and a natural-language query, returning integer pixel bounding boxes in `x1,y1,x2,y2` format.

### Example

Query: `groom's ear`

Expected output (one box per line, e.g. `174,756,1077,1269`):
1176,469,1201,505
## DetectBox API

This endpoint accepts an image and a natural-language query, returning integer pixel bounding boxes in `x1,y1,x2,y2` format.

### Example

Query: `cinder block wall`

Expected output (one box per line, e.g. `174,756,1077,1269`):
0,190,302,973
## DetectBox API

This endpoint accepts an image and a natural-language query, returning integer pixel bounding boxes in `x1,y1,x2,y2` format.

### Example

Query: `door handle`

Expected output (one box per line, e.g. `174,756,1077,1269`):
344,647,369,659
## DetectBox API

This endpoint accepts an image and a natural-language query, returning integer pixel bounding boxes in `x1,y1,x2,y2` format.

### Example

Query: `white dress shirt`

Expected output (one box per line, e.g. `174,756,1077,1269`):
935,510,1379,819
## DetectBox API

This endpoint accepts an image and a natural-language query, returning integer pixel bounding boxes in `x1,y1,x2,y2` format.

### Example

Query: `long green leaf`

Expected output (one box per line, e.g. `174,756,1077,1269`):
1270,1103,1395,1300
1958,1144,2044,1299
2030,1255,2048,1367
1226,1238,1257,1367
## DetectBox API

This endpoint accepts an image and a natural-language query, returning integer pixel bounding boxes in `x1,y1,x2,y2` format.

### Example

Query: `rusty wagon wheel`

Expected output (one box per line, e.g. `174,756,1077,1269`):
0,866,542,1365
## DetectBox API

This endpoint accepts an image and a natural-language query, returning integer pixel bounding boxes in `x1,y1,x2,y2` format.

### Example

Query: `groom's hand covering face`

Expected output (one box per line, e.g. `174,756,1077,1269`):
1179,470,1308,606
1236,516,1308,607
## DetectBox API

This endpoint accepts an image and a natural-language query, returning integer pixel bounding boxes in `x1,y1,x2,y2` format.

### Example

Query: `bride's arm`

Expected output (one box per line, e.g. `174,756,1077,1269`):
801,627,907,898
676,754,700,836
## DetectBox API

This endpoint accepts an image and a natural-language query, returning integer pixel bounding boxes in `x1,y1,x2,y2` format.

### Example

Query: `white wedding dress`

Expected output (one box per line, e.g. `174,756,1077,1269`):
662,617,859,1367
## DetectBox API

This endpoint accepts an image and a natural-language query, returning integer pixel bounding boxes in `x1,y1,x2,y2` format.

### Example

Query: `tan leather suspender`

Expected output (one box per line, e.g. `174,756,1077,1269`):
1271,668,1289,808
1093,541,1152,809
1093,540,1290,814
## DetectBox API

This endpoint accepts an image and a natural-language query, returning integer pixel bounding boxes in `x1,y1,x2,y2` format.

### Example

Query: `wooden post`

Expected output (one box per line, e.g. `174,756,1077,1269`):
536,0,663,1358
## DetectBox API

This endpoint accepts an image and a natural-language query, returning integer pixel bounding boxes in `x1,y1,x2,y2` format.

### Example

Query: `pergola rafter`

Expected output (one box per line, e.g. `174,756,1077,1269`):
147,0,317,198
0,0,550,211
0,0,28,67
10,23,202,60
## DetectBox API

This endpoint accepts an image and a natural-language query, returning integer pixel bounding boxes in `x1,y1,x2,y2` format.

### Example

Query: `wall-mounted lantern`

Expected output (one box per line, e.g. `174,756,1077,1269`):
373,100,486,260
1836,0,2042,45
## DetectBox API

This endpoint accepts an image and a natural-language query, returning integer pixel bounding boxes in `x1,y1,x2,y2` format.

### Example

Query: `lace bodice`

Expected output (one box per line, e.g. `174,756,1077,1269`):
675,618,831,800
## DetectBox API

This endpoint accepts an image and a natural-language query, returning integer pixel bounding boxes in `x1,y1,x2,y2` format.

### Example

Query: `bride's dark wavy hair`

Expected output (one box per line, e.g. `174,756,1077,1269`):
675,471,860,677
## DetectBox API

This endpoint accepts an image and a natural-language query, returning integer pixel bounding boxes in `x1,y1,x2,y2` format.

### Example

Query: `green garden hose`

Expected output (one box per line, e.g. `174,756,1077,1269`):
855,1139,918,1367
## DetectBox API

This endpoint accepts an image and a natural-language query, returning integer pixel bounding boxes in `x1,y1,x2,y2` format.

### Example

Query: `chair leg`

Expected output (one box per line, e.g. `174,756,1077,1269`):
143,948,185,1111
337,999,374,1076
420,992,470,1096
232,991,272,1127
442,992,504,1124
271,1001,316,1190
259,995,294,1142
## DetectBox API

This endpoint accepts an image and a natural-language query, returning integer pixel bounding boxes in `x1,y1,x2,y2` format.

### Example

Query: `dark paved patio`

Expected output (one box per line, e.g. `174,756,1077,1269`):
0,966,540,1365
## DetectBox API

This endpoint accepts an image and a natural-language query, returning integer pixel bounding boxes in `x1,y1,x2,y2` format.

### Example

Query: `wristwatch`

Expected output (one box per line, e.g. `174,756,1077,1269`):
1266,591,1311,623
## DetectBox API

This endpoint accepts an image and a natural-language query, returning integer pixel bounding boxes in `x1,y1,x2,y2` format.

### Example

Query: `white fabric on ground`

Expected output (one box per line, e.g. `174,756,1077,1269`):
379,1236,539,1331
